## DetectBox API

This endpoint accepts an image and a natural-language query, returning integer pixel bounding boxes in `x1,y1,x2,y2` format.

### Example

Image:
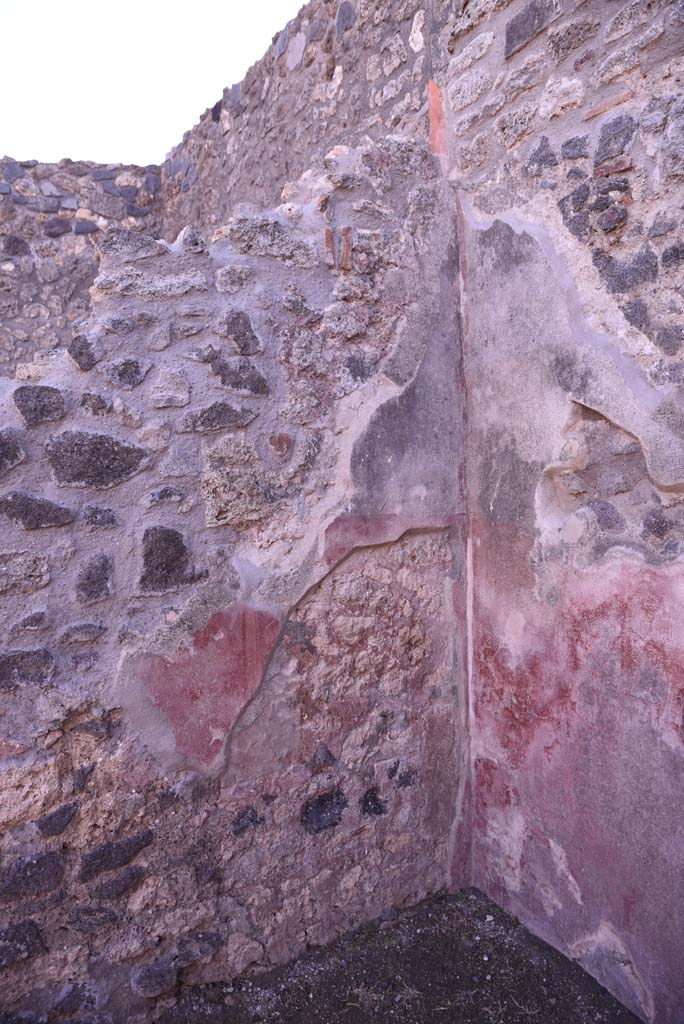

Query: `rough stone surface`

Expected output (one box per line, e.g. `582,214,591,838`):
13,385,65,428
0,429,24,478
139,527,191,592
1,3,684,1023
75,553,113,603
0,920,46,969
0,157,162,374
78,830,154,882
0,492,74,529
0,551,50,594
46,431,148,487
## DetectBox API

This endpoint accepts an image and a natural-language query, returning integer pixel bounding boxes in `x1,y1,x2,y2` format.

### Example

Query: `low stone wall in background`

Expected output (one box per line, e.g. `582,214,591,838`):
0,157,162,375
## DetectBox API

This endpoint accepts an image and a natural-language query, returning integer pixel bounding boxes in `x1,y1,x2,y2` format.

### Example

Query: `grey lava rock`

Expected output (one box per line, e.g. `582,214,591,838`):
0,429,25,478
0,492,74,529
301,789,348,834
13,385,66,428
46,431,148,488
0,648,55,691
139,527,191,592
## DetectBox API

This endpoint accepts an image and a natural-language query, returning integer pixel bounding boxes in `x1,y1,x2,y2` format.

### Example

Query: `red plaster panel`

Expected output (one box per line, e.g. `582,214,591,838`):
470,514,684,1022
137,605,282,768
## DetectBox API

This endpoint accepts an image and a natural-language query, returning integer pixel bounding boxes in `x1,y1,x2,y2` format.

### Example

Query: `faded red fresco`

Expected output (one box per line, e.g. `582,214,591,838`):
468,514,684,1022
137,605,282,767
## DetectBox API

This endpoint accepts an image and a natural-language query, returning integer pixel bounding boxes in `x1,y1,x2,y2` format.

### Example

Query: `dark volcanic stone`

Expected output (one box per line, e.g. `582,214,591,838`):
106,358,148,389
388,761,416,787
505,0,559,58
360,786,388,817
309,743,336,773
214,308,261,354
346,354,372,381
592,246,658,293
74,219,99,235
0,493,74,532
0,429,24,478
623,299,650,331
59,622,106,644
92,864,145,900
127,203,151,218
301,789,347,834
643,507,670,539
0,851,64,900
561,136,588,160
131,959,178,998
73,764,95,793
590,194,612,213
79,829,153,882
209,354,269,395
0,920,46,968
67,335,99,371
43,217,72,238
526,136,558,176
2,162,24,182
336,0,356,33
232,806,265,837
564,211,591,239
3,234,30,256
148,486,184,505
655,326,684,356
594,115,636,168
80,391,112,416
54,982,96,1015
595,176,630,195
139,527,190,592
67,904,118,933
46,431,147,488
13,385,65,428
649,214,677,239
16,611,47,631
587,500,625,530
661,242,684,269
597,206,627,232
76,554,113,604
37,801,78,836
0,648,55,691
558,183,590,219
83,505,118,529
181,401,257,434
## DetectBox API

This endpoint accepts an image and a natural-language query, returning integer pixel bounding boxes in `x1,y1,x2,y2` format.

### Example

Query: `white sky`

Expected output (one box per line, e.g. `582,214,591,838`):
0,0,305,166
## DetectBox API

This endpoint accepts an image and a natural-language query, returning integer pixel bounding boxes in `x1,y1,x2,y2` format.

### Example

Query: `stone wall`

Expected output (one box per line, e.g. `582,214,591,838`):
161,0,439,238
427,1,684,1021
0,157,162,376
1,0,684,1021
0,138,468,1020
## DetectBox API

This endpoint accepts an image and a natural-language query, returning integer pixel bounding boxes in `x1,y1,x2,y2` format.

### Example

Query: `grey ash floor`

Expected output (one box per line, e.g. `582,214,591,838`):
163,890,639,1024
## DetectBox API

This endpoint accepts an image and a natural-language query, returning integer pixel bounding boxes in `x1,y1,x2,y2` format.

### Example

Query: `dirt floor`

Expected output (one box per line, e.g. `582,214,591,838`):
162,889,640,1024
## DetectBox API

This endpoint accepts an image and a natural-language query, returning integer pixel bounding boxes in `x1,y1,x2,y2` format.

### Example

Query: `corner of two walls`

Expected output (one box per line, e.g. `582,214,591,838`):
2,0,684,1019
